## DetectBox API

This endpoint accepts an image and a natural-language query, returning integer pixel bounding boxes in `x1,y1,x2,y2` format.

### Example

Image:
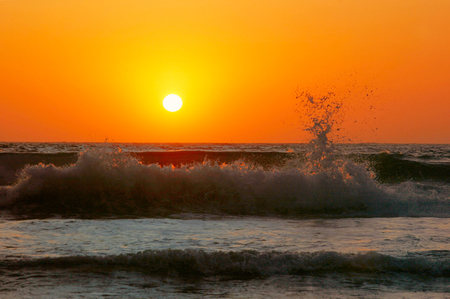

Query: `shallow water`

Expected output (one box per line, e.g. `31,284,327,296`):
1,216,450,259
3,270,450,298
1,216,450,298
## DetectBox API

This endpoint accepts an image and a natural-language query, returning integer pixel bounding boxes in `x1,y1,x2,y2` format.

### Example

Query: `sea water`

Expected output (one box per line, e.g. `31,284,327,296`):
1,141,450,298
0,90,448,298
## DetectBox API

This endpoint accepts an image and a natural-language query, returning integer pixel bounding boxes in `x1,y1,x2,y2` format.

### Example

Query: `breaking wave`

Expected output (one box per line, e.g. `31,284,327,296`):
1,150,450,187
0,148,449,218
1,92,449,218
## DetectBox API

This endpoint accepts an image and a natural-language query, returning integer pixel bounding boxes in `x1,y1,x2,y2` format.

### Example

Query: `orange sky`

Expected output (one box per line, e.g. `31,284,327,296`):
1,0,449,143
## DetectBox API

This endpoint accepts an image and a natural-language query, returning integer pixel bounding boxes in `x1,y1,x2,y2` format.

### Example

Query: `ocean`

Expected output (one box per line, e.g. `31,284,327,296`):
1,141,450,298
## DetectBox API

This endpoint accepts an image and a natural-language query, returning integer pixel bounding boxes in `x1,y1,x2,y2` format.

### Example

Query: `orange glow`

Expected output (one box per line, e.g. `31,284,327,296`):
1,0,449,143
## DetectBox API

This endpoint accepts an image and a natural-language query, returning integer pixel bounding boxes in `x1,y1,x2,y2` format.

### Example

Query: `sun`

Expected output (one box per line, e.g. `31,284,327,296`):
163,94,183,112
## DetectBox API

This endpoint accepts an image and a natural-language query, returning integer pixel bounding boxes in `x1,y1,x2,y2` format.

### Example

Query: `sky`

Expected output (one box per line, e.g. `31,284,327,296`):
1,0,449,143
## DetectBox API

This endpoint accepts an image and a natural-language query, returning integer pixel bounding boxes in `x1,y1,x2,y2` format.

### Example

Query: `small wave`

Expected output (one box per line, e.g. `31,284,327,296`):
4,249,450,277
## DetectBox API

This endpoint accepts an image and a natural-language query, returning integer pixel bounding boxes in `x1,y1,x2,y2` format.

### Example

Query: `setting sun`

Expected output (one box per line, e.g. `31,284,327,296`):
1,1,450,296
163,94,183,112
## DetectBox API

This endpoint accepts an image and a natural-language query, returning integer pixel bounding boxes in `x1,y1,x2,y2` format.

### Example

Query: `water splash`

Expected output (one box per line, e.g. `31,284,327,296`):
295,91,345,173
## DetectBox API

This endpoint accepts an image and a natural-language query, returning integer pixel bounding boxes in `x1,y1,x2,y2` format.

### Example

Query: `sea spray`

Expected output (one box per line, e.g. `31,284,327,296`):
295,91,366,186
296,91,343,170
